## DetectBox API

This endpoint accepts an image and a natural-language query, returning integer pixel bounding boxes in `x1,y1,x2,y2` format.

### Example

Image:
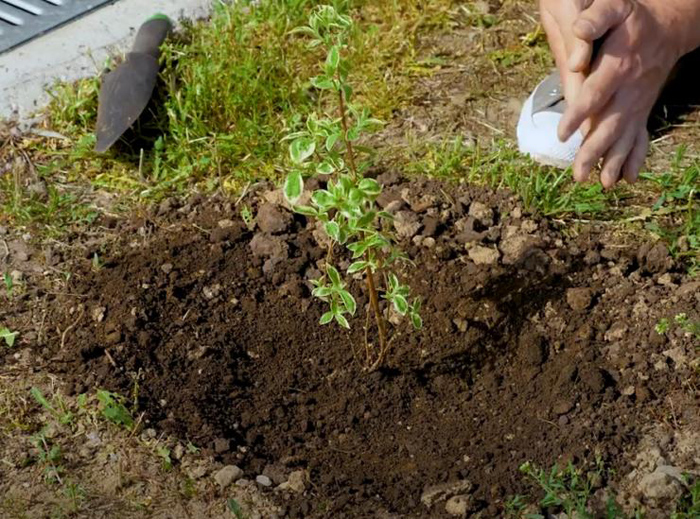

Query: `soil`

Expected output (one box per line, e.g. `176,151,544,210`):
17,176,697,518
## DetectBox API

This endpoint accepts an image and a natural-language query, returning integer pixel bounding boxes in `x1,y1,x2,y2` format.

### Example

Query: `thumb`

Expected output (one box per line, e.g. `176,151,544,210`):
573,0,633,41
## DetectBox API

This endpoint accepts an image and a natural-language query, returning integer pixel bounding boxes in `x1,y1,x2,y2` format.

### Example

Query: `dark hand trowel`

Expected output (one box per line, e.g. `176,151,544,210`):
95,14,173,153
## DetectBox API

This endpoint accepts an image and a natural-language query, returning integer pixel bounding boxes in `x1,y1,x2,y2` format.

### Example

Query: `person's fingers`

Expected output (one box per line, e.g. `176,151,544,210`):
541,9,585,102
622,129,649,183
572,109,626,182
558,53,625,141
568,38,593,72
600,125,638,188
573,0,633,41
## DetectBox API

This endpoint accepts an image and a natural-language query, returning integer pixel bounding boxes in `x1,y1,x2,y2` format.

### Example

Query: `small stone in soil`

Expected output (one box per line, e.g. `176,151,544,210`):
468,201,493,226
445,495,470,517
278,469,308,493
161,263,173,274
566,287,593,311
256,475,272,487
394,211,422,239
256,203,292,234
468,245,500,265
214,465,243,488
552,400,574,415
213,438,230,453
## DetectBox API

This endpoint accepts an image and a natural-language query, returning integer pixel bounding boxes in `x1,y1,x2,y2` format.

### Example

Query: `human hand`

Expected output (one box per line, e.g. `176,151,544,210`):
539,0,595,102
559,0,700,187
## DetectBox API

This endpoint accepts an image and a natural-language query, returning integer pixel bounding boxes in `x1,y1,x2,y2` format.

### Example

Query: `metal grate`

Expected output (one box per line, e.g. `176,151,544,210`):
0,0,115,54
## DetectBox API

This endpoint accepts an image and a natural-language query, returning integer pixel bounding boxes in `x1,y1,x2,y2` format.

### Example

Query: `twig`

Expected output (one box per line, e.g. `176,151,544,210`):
60,307,84,350
104,348,118,368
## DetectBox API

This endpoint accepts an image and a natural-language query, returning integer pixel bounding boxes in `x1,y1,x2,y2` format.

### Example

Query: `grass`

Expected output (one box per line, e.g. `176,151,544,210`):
401,137,611,216
509,461,700,519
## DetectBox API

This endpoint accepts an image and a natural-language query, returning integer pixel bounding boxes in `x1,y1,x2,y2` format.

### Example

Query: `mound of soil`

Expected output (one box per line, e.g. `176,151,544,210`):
45,177,697,517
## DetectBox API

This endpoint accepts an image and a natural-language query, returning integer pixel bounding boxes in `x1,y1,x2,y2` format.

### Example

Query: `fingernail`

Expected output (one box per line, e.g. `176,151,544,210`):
574,19,595,38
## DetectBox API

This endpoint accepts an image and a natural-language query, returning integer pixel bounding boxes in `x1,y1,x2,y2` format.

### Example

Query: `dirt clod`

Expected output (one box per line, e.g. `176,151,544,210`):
566,287,593,311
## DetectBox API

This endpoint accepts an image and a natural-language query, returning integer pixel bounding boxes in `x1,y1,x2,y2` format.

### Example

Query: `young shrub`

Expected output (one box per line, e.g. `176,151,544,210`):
283,5,421,370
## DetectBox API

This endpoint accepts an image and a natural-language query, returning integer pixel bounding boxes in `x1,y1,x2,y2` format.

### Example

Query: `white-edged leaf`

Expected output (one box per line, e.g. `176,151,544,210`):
411,313,423,330
312,286,332,298
311,76,334,90
393,295,409,315
320,312,334,325
324,221,341,242
289,138,315,164
340,291,356,315
294,205,318,216
327,265,342,286
347,261,368,274
312,190,334,209
317,161,334,175
358,178,381,196
335,313,350,329
326,45,340,71
284,171,304,204
325,133,340,151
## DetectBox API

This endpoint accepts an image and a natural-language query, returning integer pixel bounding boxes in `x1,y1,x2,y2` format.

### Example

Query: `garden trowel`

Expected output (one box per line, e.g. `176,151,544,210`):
95,14,173,153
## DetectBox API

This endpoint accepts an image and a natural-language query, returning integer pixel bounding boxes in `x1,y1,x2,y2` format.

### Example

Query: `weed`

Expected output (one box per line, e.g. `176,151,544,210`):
672,477,700,519
156,445,173,471
1,327,18,347
402,139,610,216
95,390,134,429
91,252,102,272
29,427,64,484
61,480,86,514
656,313,700,340
3,272,13,298
227,498,246,519
240,204,255,231
30,387,73,425
283,5,421,369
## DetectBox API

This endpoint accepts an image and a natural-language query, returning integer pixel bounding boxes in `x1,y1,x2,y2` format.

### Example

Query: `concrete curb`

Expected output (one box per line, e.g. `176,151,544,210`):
0,0,213,120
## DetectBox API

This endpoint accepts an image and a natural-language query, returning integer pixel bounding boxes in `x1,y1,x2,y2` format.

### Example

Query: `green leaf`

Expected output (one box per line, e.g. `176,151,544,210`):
412,298,422,313
340,290,357,315
317,161,335,175
326,133,340,151
357,211,377,229
294,205,318,216
347,126,361,141
227,498,245,519
325,221,341,242
312,286,332,298
30,387,52,411
327,265,342,287
335,313,350,329
358,178,381,196
410,313,423,330
320,311,334,325
342,83,352,101
326,45,340,72
0,327,18,347
289,138,315,164
311,76,334,90
348,188,364,205
387,273,399,292
284,171,304,205
393,295,409,315
347,261,368,274
312,190,335,209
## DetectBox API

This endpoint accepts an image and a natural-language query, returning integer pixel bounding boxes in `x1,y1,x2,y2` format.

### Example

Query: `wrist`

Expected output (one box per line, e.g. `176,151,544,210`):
656,0,700,57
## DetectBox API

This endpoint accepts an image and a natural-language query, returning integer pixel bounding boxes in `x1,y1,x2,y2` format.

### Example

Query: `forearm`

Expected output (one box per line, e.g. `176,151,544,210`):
654,0,700,57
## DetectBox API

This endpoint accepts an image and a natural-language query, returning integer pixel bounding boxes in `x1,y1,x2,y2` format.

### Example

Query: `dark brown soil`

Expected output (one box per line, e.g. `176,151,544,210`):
33,178,698,518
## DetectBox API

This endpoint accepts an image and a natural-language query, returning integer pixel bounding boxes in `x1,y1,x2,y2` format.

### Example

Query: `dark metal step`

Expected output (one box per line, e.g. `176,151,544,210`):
0,0,116,54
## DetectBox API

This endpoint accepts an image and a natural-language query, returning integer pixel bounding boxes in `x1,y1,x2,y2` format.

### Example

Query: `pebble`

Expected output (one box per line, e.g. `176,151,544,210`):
256,475,272,487
214,465,243,488
566,288,593,311
468,201,493,226
213,438,230,453
256,203,292,234
420,480,472,507
394,211,422,239
468,245,500,265
445,495,469,517
552,399,574,415
161,263,173,274
278,469,308,493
